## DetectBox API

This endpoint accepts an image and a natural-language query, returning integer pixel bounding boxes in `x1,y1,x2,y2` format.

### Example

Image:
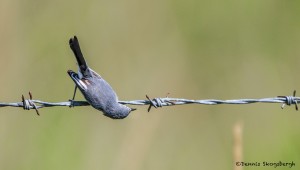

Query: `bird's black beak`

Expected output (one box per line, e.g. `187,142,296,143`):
130,108,137,112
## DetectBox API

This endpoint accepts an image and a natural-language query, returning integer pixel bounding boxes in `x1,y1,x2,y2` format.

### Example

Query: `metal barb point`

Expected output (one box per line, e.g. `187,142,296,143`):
145,95,167,112
29,92,40,115
293,90,298,111
29,91,33,100
21,92,40,116
278,90,298,111
21,95,26,110
146,95,155,112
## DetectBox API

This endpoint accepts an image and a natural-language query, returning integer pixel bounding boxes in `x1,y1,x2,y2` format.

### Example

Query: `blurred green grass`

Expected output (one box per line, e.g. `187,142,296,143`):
0,0,300,169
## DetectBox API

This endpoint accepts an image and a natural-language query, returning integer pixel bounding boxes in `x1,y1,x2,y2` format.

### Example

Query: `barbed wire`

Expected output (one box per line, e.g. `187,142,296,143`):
0,91,298,115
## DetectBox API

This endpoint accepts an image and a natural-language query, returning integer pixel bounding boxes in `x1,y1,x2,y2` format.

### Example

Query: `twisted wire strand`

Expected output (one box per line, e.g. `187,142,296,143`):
0,91,298,115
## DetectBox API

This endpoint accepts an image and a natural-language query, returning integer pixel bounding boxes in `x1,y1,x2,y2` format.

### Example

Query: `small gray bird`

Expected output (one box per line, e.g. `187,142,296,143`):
67,36,135,119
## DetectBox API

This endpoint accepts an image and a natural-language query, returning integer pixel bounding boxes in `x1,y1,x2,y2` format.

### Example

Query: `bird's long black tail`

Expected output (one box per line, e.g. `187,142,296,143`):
69,36,88,74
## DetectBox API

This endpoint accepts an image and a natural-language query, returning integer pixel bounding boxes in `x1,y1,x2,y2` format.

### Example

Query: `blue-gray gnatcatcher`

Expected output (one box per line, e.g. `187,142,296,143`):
67,36,135,119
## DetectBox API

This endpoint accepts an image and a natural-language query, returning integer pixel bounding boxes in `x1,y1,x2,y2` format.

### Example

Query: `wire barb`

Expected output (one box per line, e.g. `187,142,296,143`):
0,91,299,115
146,94,176,112
22,92,40,115
278,90,298,110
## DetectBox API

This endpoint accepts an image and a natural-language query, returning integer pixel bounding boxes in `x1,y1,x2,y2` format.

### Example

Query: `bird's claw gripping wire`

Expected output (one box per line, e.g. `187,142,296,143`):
278,90,299,110
69,85,78,108
22,92,40,115
69,99,75,108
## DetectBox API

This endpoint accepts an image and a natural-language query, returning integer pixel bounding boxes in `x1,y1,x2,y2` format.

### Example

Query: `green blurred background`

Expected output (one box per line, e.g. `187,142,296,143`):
1,0,300,169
